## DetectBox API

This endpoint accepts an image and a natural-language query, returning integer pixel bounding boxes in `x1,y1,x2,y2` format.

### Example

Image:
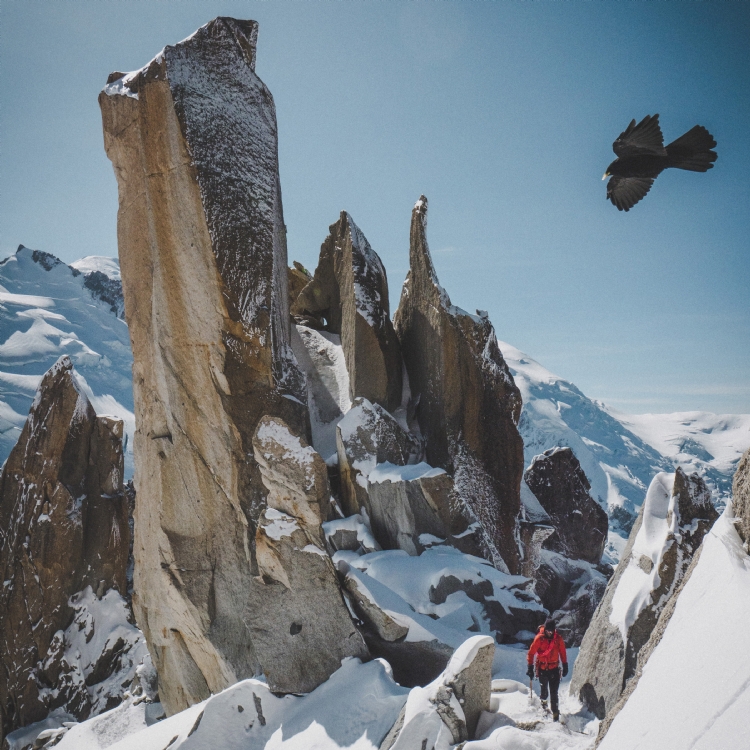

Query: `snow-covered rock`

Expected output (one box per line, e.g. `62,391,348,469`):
339,545,545,686
52,657,408,750
0,246,133,476
380,635,494,748
335,396,422,518
99,18,309,714
292,211,403,412
0,357,134,740
394,197,524,574
367,461,485,558
250,416,368,693
596,507,750,750
570,468,717,720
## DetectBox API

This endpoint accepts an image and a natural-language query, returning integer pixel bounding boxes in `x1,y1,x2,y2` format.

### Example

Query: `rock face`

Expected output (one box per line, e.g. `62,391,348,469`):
0,357,130,740
393,197,524,574
731,447,750,546
570,468,718,720
249,417,368,693
380,635,494,747
367,462,483,558
524,447,608,564
100,18,309,714
336,397,422,517
292,212,402,411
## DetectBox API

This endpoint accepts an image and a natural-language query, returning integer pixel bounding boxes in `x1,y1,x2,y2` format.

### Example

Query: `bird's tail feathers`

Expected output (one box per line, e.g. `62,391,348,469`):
666,125,717,172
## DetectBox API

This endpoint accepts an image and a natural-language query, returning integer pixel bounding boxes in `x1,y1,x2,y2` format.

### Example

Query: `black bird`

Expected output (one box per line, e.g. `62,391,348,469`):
604,114,717,211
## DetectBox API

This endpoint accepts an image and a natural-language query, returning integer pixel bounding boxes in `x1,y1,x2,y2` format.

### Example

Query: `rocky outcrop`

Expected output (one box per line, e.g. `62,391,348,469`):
100,19,309,713
292,212,402,411
0,357,131,740
380,635,494,747
287,262,311,310
570,468,718,720
731,447,749,546
336,397,422,517
367,462,484,558
249,417,368,693
393,197,524,574
524,447,608,564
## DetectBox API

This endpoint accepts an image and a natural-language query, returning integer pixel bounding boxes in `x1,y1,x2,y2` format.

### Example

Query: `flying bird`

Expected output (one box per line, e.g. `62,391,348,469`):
603,114,717,211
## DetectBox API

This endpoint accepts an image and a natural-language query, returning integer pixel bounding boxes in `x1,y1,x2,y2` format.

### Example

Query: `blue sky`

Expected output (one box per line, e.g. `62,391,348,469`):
1,1,748,414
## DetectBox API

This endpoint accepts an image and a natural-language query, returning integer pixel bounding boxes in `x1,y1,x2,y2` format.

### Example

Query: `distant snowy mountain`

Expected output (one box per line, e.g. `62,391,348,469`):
0,246,134,475
499,341,750,532
1,245,746,516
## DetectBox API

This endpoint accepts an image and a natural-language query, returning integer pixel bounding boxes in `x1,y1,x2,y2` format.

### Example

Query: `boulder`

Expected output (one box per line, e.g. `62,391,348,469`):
249,417,368,693
291,325,351,462
100,19,309,713
287,261,312,309
366,462,483,557
731,447,749,546
570,468,718,719
336,397,422,518
393,196,524,574
524,446,608,564
0,357,131,739
293,212,402,411
380,635,494,747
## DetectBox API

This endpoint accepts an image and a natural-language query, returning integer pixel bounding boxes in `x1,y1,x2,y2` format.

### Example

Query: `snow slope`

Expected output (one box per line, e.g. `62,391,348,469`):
598,507,750,750
0,246,134,475
499,341,749,528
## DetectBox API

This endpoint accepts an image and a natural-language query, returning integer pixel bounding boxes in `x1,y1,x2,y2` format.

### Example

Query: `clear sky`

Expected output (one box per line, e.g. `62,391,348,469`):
1,1,748,414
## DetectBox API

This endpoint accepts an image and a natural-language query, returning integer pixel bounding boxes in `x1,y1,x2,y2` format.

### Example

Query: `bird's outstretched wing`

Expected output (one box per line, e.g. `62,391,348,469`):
613,114,666,158
607,176,654,211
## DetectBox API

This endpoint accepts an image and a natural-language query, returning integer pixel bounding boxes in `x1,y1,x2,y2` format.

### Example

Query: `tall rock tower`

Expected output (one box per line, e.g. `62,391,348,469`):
100,18,364,713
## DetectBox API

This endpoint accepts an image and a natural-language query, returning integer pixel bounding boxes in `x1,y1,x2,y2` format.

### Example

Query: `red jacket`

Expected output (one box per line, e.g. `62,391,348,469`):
527,626,567,671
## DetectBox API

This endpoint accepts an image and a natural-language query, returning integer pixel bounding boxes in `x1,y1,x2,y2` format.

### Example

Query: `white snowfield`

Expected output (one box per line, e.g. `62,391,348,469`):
0,247,134,474
598,507,750,750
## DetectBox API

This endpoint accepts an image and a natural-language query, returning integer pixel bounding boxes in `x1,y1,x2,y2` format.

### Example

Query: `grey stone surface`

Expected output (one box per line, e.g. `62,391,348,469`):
293,212,402,411
100,18,309,714
250,417,368,693
524,446,608,564
393,197,524,574
336,397,421,518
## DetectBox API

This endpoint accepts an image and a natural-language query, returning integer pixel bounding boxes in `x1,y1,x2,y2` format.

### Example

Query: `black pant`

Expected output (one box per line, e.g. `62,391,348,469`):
539,667,561,714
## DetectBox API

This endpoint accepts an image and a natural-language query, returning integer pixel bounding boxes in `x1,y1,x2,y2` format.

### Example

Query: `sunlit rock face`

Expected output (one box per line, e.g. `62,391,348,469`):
292,212,403,412
250,416,368,693
100,18,309,714
394,197,524,574
0,357,130,740
570,468,717,721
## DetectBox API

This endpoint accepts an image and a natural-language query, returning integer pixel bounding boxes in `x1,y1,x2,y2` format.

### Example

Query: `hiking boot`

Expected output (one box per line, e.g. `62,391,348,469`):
541,700,548,711
553,711,560,722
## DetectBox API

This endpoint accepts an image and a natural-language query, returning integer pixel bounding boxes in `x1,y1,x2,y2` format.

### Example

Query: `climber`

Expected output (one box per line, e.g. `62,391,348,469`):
526,618,568,722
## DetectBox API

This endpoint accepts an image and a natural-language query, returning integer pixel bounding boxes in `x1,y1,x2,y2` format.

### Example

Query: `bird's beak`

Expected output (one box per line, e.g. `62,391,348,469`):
602,172,609,180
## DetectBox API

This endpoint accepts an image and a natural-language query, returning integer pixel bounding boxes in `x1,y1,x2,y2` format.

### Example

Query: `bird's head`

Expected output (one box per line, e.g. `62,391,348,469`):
603,159,619,180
